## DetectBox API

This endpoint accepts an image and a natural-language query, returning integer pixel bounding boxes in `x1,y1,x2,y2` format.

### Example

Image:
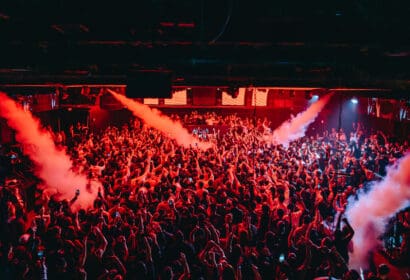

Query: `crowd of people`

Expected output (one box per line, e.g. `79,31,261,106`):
0,111,409,280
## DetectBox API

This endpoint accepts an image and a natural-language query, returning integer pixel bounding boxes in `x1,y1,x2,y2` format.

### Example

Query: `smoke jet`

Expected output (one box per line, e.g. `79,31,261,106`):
271,94,331,146
108,89,212,150
346,153,410,270
0,92,98,210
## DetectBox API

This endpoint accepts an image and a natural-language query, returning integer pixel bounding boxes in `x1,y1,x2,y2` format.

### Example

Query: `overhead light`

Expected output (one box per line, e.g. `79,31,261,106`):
351,97,358,104
310,95,319,102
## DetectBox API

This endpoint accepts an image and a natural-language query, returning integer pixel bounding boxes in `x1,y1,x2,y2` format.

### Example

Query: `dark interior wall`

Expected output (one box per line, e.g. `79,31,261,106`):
0,119,14,144
192,88,217,106
89,107,133,132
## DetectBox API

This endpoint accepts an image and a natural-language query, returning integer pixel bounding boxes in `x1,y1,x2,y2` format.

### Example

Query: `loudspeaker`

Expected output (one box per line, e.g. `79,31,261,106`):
126,71,172,98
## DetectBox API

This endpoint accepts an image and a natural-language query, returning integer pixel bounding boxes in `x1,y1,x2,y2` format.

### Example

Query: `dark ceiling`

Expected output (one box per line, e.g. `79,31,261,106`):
0,0,410,95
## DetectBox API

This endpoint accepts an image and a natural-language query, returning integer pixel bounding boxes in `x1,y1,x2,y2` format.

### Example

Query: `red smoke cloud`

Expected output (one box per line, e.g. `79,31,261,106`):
108,89,212,150
346,153,410,269
271,94,331,146
0,92,98,210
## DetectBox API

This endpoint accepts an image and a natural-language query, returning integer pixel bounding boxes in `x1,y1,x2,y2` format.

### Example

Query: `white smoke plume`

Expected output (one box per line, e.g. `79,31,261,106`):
271,94,331,146
0,92,99,210
108,89,212,150
346,153,410,270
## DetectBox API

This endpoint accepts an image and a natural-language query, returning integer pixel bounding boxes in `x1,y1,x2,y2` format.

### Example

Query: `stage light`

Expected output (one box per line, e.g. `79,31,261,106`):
351,97,358,104
308,94,319,104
